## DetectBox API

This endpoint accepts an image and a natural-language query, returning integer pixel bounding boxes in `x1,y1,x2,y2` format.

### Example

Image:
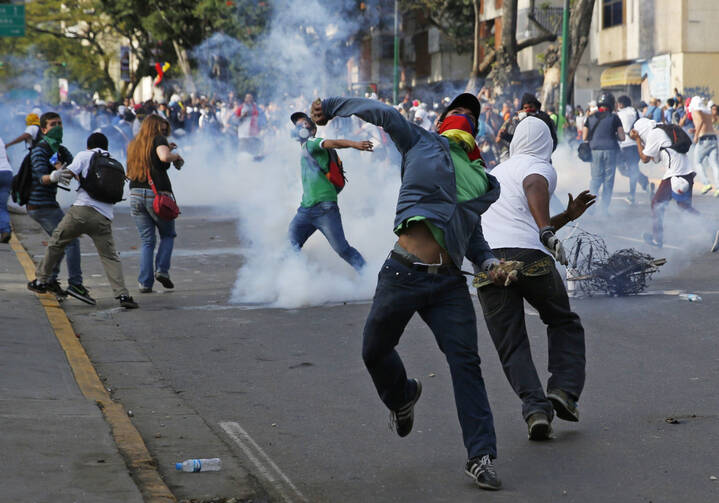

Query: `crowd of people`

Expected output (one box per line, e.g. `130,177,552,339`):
0,80,718,493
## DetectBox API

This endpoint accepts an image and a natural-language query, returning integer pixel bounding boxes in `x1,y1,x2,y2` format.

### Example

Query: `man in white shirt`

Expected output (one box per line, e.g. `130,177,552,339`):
629,118,698,248
27,132,138,309
5,113,42,150
616,96,650,204
477,116,595,440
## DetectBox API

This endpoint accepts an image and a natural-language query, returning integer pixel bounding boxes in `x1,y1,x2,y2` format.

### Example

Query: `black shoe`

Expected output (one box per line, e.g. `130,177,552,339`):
46,279,66,296
527,412,552,441
0,232,10,243
465,454,502,491
155,273,174,289
27,279,48,293
66,283,96,305
547,389,579,422
117,295,139,309
389,379,422,437
138,283,153,294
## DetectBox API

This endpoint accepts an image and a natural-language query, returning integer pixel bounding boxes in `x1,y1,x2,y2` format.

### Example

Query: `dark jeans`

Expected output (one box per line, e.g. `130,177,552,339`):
590,149,618,213
288,201,365,271
477,248,585,420
0,171,11,233
362,256,497,459
617,146,649,201
27,205,83,286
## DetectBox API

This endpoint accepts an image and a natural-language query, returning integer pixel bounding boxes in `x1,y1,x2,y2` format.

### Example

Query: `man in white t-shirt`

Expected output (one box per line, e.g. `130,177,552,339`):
5,113,42,150
629,118,698,248
616,96,650,204
477,116,595,441
27,132,138,309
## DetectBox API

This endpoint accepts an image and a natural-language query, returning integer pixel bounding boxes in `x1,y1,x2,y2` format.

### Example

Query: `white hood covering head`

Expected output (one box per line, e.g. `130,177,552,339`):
509,116,553,161
689,96,709,114
633,117,656,142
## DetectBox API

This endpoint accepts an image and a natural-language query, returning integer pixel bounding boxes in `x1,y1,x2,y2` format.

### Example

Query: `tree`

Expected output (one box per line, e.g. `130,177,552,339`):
566,0,596,95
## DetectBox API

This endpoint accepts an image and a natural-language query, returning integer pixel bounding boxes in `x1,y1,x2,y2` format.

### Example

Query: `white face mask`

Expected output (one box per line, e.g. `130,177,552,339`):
298,127,310,139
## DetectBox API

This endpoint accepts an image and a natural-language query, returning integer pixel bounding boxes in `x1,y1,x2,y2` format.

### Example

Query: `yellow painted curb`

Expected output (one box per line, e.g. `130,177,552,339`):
10,234,176,503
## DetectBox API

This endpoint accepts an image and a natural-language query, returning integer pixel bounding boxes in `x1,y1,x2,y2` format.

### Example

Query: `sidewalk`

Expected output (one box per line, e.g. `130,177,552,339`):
0,238,146,502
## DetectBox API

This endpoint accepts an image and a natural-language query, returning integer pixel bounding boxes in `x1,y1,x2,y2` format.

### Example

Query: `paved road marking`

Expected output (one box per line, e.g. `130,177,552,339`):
220,421,308,503
609,234,683,250
10,234,176,503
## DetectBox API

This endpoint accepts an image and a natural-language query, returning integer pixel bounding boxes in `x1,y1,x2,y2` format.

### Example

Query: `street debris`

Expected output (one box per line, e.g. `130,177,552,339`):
428,372,436,378
127,409,134,417
665,417,681,424
565,229,666,296
678,293,703,302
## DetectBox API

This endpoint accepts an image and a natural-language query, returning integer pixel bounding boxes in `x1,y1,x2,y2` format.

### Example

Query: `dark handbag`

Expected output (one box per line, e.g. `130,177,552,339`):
577,113,603,163
147,168,180,220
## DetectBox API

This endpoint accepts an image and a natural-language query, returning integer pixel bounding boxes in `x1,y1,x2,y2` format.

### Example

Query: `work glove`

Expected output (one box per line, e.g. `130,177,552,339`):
49,168,73,186
539,226,568,266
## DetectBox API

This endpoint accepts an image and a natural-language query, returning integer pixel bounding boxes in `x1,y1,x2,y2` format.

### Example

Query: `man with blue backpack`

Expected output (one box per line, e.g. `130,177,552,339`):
287,111,372,271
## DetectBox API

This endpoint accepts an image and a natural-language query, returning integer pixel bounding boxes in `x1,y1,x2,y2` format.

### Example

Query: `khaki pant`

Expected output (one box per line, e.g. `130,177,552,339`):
37,205,128,297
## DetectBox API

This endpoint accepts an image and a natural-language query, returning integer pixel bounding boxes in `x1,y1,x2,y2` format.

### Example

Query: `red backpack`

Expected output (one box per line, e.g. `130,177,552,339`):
325,148,347,193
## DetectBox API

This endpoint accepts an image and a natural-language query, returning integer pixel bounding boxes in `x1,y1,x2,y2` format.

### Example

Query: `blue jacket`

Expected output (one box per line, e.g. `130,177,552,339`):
28,140,73,207
321,97,499,268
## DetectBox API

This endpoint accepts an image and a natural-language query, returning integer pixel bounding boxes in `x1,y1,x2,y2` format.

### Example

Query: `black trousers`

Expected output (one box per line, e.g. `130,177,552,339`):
477,248,586,420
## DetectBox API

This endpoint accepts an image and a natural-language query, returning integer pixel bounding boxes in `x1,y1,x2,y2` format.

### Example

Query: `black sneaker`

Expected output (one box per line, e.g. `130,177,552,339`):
527,412,552,441
389,378,422,437
0,232,10,244
27,279,48,293
117,295,139,309
46,280,66,296
155,273,174,289
547,389,579,422
66,284,96,305
465,454,502,491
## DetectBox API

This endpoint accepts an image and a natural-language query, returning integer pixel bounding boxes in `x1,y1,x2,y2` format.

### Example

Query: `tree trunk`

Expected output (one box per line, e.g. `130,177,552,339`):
566,0,596,92
172,40,196,93
487,0,519,95
465,0,483,93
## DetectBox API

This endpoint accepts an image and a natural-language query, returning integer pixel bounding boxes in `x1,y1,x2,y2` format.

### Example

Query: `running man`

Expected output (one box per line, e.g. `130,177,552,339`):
288,111,370,271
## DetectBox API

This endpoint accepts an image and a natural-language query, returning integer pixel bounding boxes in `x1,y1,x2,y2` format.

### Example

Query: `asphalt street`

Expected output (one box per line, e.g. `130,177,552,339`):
11,191,719,503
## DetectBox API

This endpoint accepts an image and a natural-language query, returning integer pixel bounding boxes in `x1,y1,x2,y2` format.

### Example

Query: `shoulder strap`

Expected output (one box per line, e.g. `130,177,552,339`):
146,166,159,196
587,113,603,141
301,142,328,174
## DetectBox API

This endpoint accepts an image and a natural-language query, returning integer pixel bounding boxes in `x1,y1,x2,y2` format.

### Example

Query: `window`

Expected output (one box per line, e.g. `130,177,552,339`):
602,0,623,28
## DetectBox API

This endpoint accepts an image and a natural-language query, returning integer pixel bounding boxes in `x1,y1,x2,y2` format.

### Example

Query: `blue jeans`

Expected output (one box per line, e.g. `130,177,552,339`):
590,149,617,213
695,135,719,186
362,257,497,459
0,171,11,233
288,201,365,271
130,188,177,288
617,146,649,201
27,206,83,285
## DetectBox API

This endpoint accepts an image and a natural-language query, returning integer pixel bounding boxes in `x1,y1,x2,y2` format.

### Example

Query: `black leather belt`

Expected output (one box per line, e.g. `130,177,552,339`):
389,250,460,275
699,135,717,142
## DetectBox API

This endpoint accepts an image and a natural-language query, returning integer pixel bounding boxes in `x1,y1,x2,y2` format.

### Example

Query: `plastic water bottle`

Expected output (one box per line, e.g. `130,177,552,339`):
175,458,222,472
679,293,702,303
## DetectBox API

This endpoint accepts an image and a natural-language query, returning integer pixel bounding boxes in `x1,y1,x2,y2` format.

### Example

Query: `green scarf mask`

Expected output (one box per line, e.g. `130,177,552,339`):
43,125,63,153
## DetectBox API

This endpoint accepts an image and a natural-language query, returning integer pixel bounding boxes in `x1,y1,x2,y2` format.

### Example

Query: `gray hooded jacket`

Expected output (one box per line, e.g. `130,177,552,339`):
321,97,499,268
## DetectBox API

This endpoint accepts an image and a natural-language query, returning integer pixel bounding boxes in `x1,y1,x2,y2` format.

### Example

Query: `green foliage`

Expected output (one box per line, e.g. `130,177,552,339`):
399,0,475,53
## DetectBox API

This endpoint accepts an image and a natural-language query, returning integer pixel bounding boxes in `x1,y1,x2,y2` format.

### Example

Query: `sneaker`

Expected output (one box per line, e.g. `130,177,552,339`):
389,379,422,437
701,184,713,195
465,454,502,491
66,284,96,305
155,272,174,289
138,283,153,294
27,279,48,293
547,389,579,422
711,230,719,253
527,412,552,441
117,295,139,309
642,232,663,249
0,232,10,243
